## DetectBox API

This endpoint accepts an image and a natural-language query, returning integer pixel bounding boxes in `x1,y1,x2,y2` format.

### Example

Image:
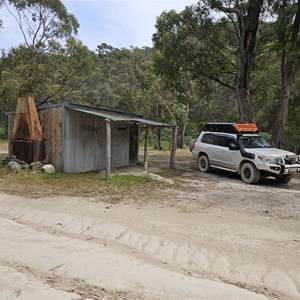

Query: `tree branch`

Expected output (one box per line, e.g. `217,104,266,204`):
210,0,245,18
207,75,236,90
5,3,29,47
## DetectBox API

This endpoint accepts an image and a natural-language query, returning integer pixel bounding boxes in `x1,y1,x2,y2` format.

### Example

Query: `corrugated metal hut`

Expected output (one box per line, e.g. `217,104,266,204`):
7,98,177,176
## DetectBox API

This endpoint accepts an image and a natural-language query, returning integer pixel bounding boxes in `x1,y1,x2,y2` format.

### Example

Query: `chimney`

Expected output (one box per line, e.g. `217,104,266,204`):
12,96,45,163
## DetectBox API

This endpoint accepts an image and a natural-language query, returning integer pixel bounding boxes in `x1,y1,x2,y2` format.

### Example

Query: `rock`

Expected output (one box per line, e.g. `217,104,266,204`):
30,161,44,172
7,161,22,172
5,156,29,169
42,164,55,174
5,155,17,165
21,163,30,170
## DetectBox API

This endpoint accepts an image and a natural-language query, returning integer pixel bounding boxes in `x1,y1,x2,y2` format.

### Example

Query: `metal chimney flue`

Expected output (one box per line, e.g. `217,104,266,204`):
12,96,45,163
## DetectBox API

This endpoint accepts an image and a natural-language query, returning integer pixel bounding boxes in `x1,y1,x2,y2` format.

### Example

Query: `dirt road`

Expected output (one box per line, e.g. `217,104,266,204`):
0,152,299,299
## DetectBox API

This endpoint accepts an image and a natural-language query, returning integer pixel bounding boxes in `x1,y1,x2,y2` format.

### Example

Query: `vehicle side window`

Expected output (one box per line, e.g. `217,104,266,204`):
211,135,223,146
201,133,213,144
212,135,228,147
212,135,237,147
201,134,237,147
224,137,237,148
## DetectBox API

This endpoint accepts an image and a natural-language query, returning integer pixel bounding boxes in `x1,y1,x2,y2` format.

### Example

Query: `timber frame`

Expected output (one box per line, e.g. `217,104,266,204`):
6,101,177,178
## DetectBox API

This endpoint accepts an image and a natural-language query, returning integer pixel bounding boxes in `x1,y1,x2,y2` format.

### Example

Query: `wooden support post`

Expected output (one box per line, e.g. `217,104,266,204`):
170,126,178,169
105,119,112,179
144,126,149,172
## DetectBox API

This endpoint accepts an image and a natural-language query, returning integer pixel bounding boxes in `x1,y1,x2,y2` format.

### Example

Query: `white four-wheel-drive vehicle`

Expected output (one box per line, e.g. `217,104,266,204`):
191,123,300,184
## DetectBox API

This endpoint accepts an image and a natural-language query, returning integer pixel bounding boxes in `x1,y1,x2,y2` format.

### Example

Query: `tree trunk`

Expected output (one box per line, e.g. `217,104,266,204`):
156,127,162,150
211,0,263,123
236,0,263,123
271,0,300,148
177,103,189,149
271,63,296,148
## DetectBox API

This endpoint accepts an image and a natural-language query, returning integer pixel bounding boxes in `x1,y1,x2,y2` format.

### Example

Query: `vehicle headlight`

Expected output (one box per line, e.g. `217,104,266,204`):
258,155,282,164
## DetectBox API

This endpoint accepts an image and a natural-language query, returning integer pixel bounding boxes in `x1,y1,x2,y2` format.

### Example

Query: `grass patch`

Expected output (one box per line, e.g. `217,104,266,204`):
107,174,153,186
0,140,8,149
0,159,163,198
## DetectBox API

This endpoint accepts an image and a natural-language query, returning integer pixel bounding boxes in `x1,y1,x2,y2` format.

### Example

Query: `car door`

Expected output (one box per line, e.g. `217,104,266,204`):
216,136,239,170
199,133,218,164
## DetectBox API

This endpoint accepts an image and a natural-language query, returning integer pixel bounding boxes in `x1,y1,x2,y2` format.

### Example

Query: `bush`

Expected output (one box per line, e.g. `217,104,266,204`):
0,128,7,139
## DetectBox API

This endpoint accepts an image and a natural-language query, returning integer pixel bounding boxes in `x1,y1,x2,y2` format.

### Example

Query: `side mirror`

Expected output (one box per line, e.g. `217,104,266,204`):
229,143,239,151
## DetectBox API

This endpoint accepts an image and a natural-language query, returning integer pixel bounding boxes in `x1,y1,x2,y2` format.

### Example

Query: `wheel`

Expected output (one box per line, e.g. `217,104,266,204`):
240,162,260,184
275,174,292,183
197,155,211,173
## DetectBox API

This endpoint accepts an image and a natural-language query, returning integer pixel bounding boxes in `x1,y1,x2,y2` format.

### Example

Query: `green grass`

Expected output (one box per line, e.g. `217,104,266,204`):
0,140,8,149
0,154,163,198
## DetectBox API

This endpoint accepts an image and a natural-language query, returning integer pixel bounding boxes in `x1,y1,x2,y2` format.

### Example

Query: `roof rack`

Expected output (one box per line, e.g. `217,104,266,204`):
203,123,259,133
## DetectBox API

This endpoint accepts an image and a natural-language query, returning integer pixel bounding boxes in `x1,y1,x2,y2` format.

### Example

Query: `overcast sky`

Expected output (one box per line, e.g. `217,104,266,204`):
0,0,196,51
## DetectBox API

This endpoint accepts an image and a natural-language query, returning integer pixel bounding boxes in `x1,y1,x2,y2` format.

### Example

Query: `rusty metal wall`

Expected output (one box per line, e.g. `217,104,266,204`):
8,105,139,172
38,107,63,170
8,114,15,155
8,107,63,169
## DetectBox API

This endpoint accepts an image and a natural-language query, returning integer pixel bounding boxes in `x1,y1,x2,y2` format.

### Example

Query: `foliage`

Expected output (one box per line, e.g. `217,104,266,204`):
1,0,82,100
0,127,6,139
270,0,300,147
0,0,300,151
5,0,79,50
0,39,95,111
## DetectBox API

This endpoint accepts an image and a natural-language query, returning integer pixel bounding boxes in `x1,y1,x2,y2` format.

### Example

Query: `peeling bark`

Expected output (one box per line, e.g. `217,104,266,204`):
271,0,300,148
211,0,263,123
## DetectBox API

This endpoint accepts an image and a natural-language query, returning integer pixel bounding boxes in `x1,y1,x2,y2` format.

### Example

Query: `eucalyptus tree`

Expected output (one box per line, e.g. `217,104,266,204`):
4,0,79,50
0,38,94,113
271,0,300,147
153,6,237,147
1,0,80,100
208,0,264,123
153,0,265,126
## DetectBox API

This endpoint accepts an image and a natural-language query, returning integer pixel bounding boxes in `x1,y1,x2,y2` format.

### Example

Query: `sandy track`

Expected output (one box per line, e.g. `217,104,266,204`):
0,159,300,299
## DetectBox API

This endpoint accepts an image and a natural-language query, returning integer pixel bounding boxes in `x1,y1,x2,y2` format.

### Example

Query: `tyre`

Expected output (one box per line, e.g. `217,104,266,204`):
240,162,260,184
197,155,211,173
275,174,292,183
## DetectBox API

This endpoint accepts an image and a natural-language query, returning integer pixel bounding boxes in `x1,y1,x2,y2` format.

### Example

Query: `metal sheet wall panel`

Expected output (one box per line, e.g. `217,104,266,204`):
64,109,106,172
111,123,130,168
64,109,131,172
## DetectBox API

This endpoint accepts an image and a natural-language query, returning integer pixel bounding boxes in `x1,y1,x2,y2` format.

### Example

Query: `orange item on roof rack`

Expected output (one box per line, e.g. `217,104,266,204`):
233,123,258,132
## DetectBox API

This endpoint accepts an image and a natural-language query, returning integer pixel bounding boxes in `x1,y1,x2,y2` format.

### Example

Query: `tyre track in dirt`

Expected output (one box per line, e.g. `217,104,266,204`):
0,261,138,300
0,192,299,299
0,214,268,300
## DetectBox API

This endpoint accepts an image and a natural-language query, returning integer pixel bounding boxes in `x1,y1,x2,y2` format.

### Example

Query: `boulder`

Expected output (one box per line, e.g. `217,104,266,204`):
7,161,22,172
30,161,44,172
42,164,55,174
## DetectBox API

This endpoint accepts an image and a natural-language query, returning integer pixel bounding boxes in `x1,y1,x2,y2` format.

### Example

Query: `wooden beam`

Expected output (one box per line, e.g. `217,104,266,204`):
144,126,149,172
170,126,178,169
105,119,112,179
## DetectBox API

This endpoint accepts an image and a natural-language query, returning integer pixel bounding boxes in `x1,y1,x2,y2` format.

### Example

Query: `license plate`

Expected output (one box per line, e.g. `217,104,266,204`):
288,168,299,173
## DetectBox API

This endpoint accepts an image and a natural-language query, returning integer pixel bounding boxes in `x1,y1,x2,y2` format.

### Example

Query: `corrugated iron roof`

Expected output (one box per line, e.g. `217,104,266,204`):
70,108,174,127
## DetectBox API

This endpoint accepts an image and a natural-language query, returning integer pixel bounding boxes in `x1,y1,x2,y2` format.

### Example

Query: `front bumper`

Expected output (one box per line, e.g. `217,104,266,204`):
257,163,300,175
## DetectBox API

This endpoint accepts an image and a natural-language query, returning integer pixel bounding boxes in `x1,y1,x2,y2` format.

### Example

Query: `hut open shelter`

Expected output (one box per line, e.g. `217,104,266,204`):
6,97,177,178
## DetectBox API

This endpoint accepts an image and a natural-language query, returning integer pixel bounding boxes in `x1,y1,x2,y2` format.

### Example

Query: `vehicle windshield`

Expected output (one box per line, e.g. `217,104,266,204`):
240,136,272,148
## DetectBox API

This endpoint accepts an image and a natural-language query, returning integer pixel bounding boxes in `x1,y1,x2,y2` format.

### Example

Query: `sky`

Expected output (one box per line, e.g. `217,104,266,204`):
0,0,196,51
